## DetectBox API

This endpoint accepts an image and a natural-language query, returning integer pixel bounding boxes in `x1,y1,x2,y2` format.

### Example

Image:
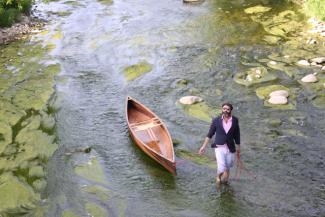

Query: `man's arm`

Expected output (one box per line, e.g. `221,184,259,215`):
234,120,241,158
198,118,216,155
199,137,210,155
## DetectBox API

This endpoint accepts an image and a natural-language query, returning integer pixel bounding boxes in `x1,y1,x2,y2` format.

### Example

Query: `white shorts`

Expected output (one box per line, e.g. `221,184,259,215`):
214,145,235,175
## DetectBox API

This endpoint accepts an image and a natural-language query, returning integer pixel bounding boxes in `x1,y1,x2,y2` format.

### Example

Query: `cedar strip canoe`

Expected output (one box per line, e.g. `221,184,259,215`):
126,96,176,175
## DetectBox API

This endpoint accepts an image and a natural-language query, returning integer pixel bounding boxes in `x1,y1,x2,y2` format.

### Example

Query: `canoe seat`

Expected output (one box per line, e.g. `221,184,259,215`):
130,118,162,132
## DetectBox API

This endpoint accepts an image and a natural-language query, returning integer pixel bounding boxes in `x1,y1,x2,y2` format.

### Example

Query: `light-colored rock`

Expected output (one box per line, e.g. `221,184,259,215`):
310,57,325,64
297,60,310,66
301,74,318,83
269,60,277,65
268,96,288,105
306,38,317,44
269,90,289,98
179,96,203,105
322,66,325,71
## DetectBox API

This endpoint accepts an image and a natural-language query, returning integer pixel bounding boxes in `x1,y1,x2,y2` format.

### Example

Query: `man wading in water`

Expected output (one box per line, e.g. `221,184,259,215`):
198,103,240,184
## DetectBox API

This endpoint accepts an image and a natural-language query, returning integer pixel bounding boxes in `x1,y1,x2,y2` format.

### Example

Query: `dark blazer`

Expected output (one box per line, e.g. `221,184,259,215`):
206,116,240,153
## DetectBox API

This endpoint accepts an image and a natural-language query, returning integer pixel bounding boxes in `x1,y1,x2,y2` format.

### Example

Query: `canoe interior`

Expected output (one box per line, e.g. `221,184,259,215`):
127,99,174,162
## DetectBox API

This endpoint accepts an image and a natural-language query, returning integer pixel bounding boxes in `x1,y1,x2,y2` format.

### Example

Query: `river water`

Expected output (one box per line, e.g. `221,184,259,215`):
1,0,325,216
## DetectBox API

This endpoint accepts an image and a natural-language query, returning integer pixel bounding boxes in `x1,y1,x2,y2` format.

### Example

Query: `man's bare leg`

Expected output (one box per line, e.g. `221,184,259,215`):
222,170,230,183
216,172,223,184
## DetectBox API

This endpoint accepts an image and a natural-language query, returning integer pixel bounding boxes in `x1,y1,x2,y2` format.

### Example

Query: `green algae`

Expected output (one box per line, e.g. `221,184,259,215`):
255,85,296,110
311,95,325,108
32,179,47,192
40,112,56,131
248,9,304,39
263,35,282,44
64,1,83,7
266,61,297,78
97,0,113,5
74,157,107,184
299,77,325,108
175,149,216,169
12,79,55,111
2,143,17,156
85,202,107,217
49,11,72,17
123,61,152,81
52,31,63,40
0,121,12,155
0,145,37,171
0,98,26,126
177,101,217,122
1,36,59,216
234,66,277,87
29,166,45,178
16,128,57,160
81,185,111,201
267,118,282,128
244,5,272,14
282,129,306,137
62,210,80,217
0,173,40,214
21,115,41,130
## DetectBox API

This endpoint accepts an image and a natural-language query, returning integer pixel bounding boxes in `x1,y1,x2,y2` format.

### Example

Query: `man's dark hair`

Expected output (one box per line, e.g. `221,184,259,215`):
222,102,233,111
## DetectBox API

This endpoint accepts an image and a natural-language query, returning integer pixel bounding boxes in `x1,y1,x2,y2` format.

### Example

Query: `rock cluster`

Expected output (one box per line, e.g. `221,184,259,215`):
268,90,289,105
0,16,43,44
297,57,325,69
308,18,325,37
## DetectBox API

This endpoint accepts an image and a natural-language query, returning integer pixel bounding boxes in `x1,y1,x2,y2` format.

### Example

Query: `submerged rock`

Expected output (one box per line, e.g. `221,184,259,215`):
301,73,318,83
82,185,112,201
297,60,310,66
268,96,288,105
86,202,108,217
177,101,217,122
244,5,272,14
256,85,295,109
310,57,325,64
123,61,152,81
179,96,203,105
74,157,106,184
234,66,277,86
269,90,289,98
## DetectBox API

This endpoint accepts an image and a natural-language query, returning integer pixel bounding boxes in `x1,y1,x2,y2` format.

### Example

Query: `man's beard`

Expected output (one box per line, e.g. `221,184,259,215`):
222,111,231,117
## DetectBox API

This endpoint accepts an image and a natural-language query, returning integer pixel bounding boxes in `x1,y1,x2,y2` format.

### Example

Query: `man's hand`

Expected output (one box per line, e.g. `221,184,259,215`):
198,137,210,155
198,146,206,155
236,145,240,159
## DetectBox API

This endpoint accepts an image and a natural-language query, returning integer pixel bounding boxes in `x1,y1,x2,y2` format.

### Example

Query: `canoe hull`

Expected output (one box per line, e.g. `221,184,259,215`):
126,96,176,175
129,130,176,175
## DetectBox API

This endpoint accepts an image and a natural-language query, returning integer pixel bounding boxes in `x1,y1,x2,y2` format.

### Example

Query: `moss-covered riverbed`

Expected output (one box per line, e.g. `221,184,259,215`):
0,40,60,214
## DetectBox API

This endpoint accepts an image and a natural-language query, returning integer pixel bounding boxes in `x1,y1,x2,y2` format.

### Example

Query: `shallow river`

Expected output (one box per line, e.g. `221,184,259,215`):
1,0,325,216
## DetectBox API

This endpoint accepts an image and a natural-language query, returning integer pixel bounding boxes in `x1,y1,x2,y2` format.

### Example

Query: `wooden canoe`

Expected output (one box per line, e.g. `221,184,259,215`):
126,96,176,175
